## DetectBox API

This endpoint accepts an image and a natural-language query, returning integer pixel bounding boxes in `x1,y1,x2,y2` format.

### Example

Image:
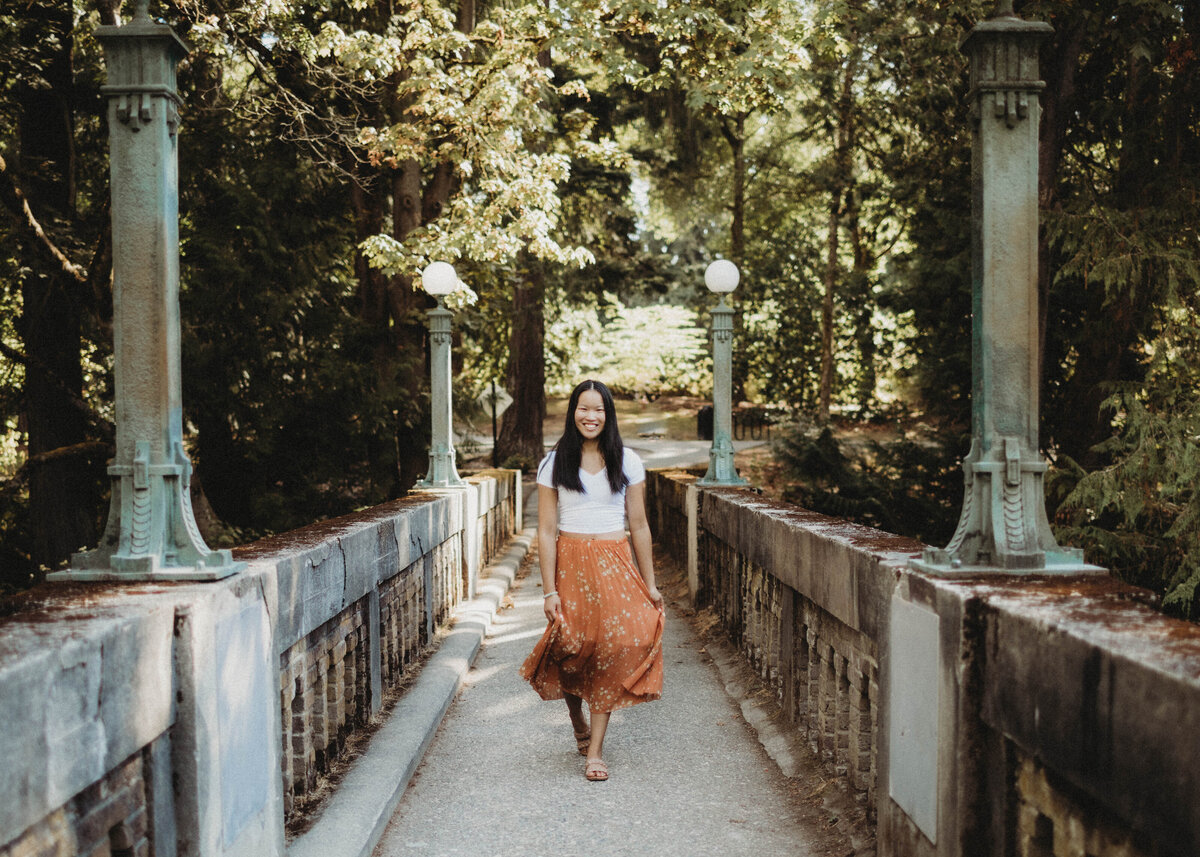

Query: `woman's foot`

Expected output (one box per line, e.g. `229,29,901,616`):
566,698,590,755
584,757,608,782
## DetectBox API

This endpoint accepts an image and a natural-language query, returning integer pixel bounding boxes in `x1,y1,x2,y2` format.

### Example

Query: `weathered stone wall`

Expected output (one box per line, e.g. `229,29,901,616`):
647,469,1200,857
279,596,372,816
0,471,519,857
270,534,461,821
378,557,425,688
471,468,519,568
677,478,905,812
644,467,692,565
0,745,160,857
0,592,177,857
1014,753,1152,857
973,578,1200,857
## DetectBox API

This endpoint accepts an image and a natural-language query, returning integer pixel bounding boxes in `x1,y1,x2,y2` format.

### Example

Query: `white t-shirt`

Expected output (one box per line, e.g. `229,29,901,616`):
537,448,646,534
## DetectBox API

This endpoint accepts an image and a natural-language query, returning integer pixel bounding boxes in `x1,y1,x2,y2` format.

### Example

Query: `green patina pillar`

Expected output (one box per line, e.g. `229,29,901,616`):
913,3,1093,574
51,2,241,581
698,281,746,486
415,301,464,488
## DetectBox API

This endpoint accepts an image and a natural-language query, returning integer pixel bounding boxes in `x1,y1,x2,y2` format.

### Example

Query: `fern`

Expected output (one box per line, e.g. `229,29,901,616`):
1053,329,1200,618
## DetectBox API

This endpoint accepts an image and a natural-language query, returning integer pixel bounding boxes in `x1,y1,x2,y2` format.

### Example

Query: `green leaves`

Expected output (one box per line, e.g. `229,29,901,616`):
569,0,812,119
1053,336,1200,618
327,2,602,279
547,296,710,396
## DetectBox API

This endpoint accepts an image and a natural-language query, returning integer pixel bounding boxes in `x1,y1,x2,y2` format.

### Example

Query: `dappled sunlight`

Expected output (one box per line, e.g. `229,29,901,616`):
510,591,552,608
458,661,510,686
477,687,541,720
545,302,709,398
484,625,548,646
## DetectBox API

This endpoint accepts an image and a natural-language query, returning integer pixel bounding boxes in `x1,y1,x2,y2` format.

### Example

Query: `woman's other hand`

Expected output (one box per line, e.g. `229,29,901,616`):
647,586,664,610
544,593,562,623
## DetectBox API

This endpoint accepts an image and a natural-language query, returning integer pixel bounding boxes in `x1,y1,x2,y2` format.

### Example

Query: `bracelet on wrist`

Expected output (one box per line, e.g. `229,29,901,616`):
543,591,557,599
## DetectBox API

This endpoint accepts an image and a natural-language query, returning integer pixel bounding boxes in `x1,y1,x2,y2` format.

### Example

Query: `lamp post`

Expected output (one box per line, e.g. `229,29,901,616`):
415,262,465,488
697,259,747,487
51,0,241,581
911,1,1094,574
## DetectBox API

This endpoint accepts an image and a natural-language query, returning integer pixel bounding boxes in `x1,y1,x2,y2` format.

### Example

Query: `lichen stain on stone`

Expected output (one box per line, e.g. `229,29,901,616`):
0,579,147,627
2,498,446,623
235,495,438,561
845,532,925,555
981,576,1200,676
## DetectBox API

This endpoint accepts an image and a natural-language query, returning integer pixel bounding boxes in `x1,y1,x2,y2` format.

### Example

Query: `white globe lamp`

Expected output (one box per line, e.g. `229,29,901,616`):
704,259,740,294
416,261,464,488
421,261,459,298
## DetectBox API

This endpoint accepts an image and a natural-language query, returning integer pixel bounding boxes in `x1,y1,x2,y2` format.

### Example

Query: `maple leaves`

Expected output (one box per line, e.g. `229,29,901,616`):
311,1,600,286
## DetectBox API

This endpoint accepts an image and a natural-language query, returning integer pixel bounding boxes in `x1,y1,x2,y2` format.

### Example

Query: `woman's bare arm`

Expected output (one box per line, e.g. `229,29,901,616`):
538,484,561,621
625,482,663,608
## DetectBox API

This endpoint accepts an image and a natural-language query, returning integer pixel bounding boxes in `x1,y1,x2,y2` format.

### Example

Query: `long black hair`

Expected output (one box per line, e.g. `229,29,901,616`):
550,379,629,493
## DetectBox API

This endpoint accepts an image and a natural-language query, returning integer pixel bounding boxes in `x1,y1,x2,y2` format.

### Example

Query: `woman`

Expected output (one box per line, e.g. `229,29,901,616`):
519,379,665,782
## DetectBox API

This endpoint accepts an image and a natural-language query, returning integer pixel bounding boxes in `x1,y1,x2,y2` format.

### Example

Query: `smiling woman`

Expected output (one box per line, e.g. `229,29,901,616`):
519,379,665,783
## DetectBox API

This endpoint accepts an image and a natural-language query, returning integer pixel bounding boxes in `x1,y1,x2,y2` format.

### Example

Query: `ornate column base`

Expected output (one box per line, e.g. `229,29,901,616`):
909,437,1102,576
697,434,747,487
50,440,243,582
415,444,464,489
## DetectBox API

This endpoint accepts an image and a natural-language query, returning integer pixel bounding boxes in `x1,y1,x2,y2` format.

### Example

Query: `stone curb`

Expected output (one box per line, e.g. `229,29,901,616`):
288,525,536,857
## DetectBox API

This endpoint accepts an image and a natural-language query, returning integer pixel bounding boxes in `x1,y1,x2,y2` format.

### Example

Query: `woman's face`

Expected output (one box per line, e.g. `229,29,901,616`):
574,389,606,442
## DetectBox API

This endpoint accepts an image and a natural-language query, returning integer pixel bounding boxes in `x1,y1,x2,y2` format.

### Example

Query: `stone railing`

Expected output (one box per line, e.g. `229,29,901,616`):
0,470,520,857
647,469,1200,857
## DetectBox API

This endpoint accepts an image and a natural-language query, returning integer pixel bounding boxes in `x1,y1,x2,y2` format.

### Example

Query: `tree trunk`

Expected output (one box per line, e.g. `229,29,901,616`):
1037,15,1084,393
17,0,99,570
496,258,546,469
846,186,875,413
721,113,747,269
21,273,97,568
817,55,858,423
1042,15,1156,466
389,156,436,490
818,195,839,423
719,112,748,401
352,175,402,500
457,0,476,33
495,28,549,469
381,2,473,490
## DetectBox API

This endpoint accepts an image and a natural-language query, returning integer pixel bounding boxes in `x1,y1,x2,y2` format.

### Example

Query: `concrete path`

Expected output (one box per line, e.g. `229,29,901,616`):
370,530,837,857
624,437,765,471
289,524,537,857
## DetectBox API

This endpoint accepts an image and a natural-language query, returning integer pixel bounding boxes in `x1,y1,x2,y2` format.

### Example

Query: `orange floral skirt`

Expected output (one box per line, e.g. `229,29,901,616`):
520,536,664,712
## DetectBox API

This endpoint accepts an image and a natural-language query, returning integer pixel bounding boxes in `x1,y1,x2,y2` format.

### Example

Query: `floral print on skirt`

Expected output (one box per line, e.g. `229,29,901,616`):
520,536,664,712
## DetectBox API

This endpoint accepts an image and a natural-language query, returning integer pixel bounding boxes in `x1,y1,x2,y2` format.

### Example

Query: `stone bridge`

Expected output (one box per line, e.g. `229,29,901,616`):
4,458,1200,857
3,2,1200,857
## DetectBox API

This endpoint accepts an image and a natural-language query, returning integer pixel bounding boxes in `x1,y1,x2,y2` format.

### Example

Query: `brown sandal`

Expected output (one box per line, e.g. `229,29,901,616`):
573,726,591,756
584,758,608,782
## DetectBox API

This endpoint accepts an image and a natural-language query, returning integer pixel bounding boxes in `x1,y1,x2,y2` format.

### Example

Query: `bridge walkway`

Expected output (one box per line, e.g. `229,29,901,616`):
367,488,865,857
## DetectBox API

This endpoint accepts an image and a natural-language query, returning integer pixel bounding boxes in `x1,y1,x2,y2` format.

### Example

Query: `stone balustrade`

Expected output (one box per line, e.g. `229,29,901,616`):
0,470,519,857
647,468,1200,857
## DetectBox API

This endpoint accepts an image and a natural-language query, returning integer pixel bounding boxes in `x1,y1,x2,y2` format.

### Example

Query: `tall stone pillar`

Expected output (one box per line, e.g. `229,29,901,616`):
698,297,746,486
913,3,1091,574
52,2,241,581
415,303,464,488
